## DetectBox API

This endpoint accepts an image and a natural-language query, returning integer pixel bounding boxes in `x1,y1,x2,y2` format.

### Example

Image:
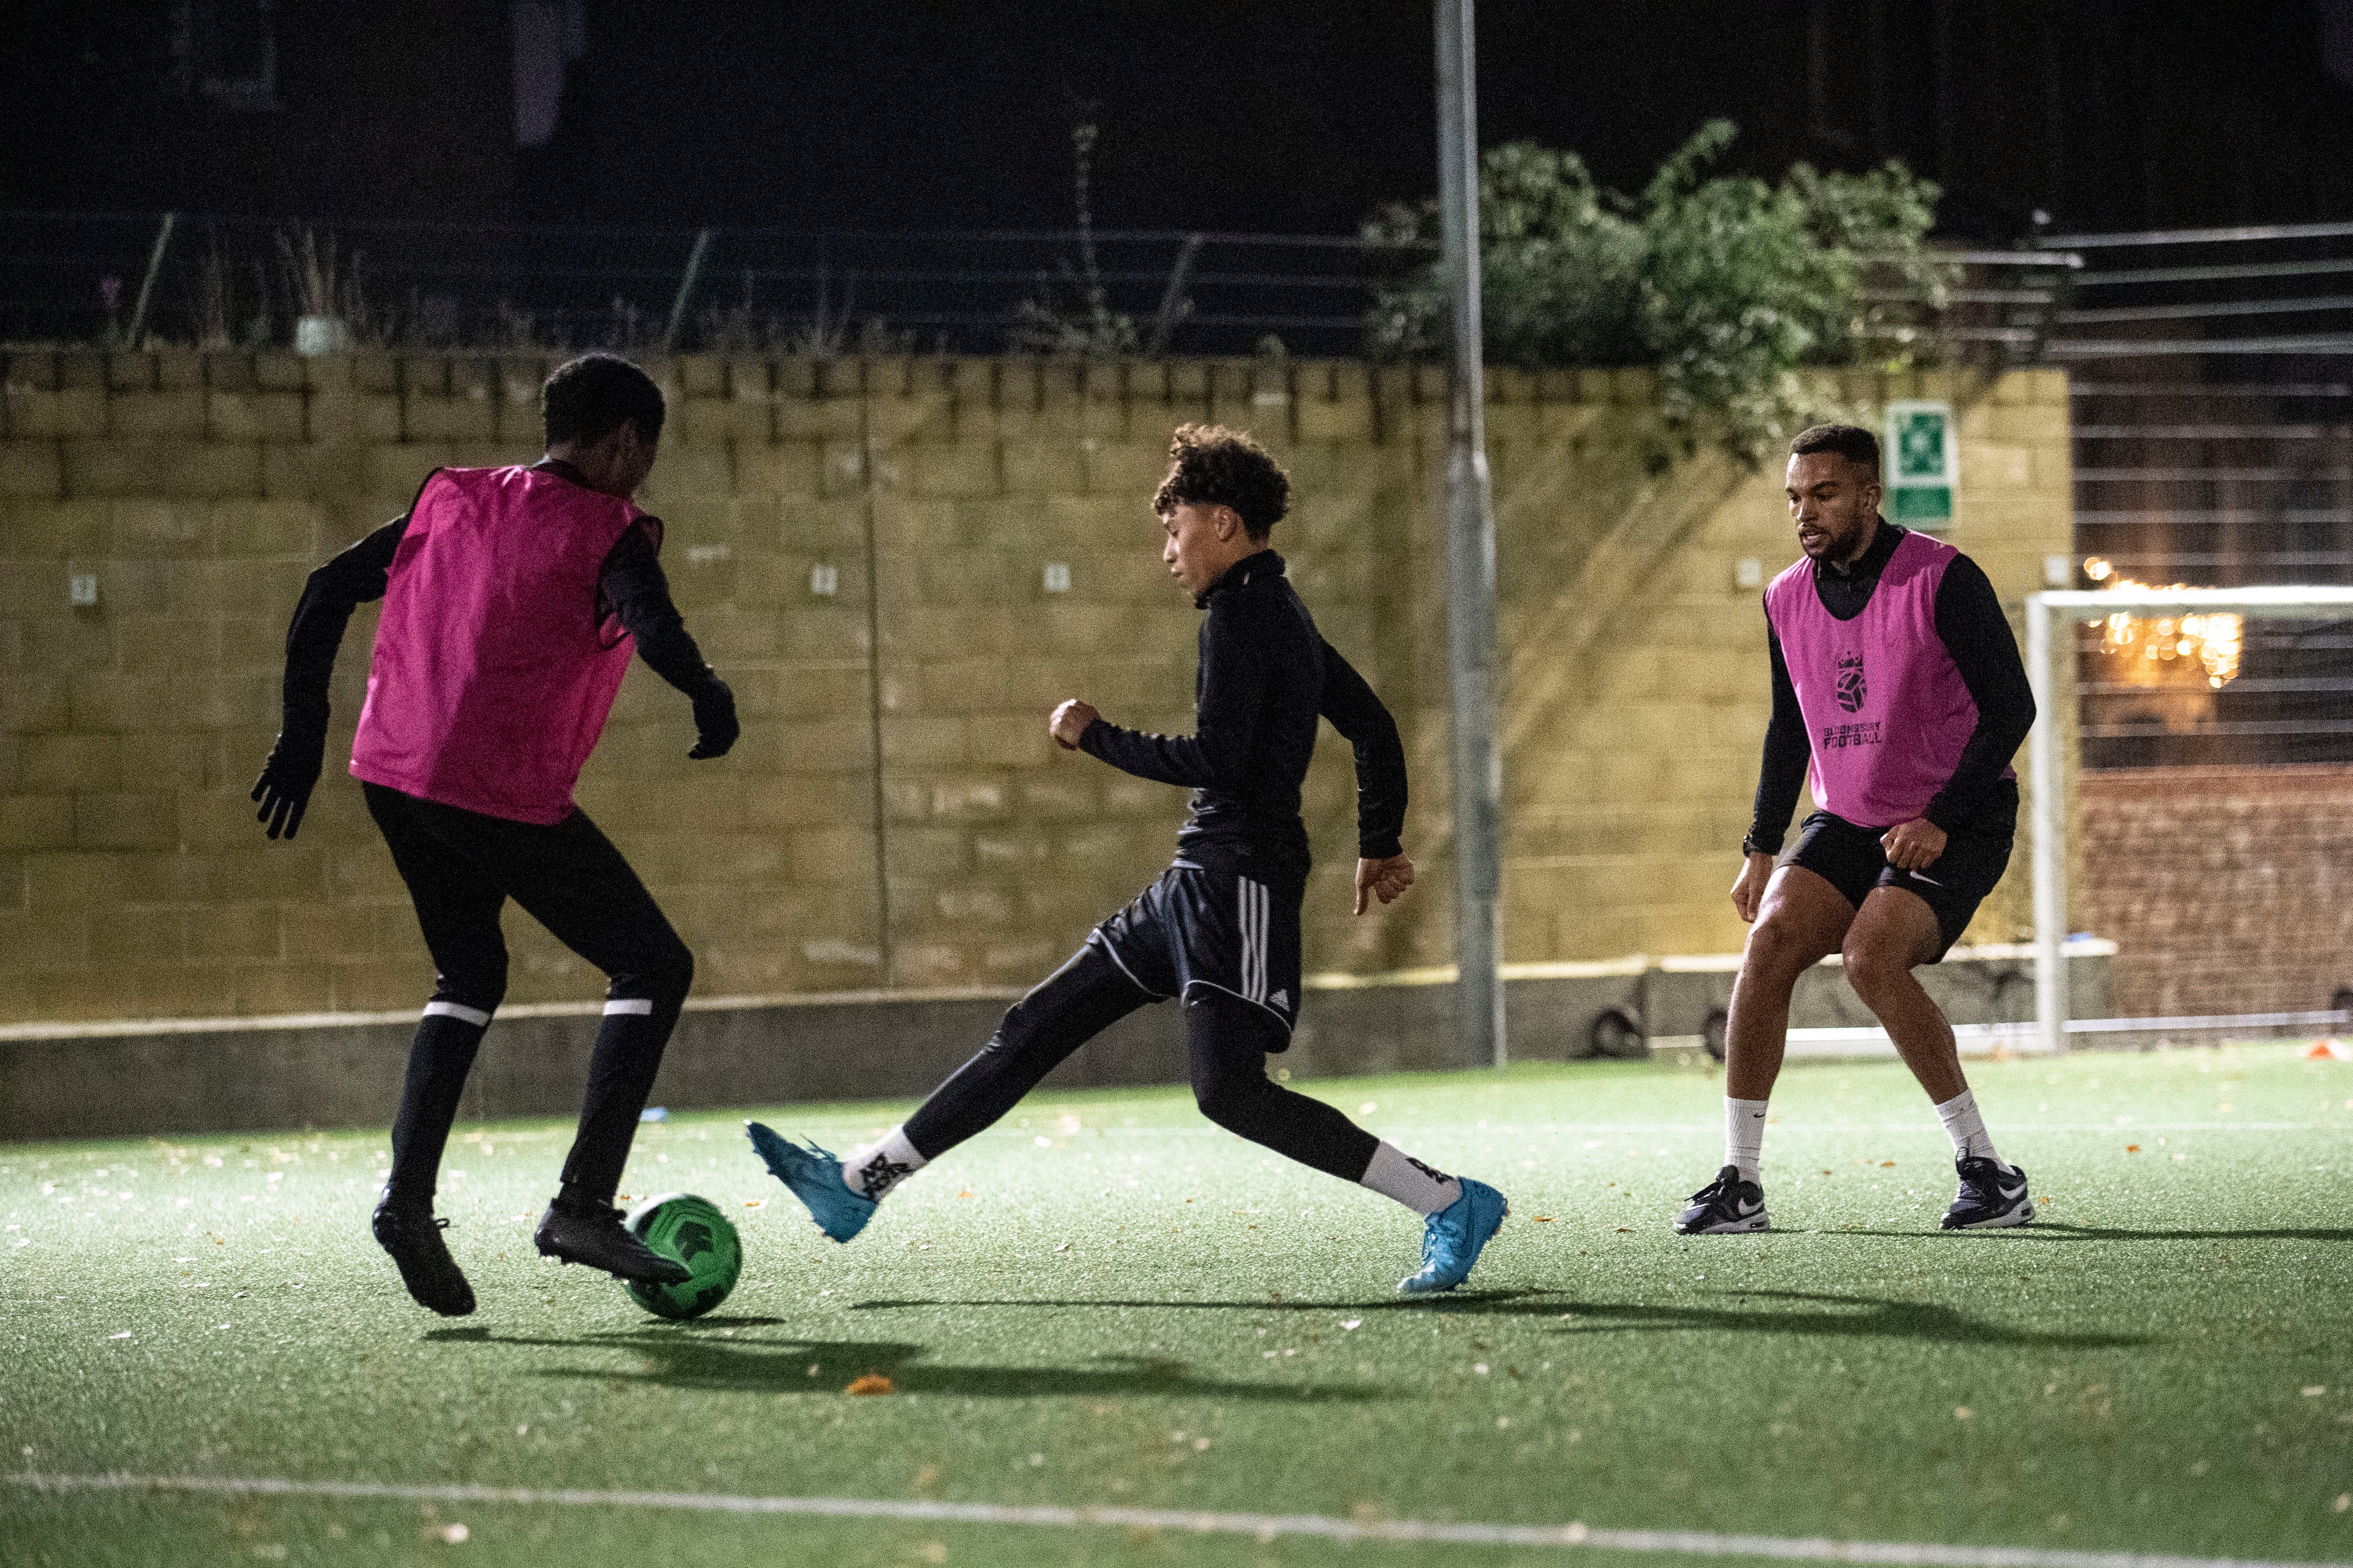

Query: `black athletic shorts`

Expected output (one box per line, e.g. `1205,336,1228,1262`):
1088,860,1303,1045
1785,780,2017,961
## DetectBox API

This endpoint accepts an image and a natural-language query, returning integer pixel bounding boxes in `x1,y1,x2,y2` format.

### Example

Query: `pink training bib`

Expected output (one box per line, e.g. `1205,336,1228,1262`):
350,466,652,824
1762,529,2007,829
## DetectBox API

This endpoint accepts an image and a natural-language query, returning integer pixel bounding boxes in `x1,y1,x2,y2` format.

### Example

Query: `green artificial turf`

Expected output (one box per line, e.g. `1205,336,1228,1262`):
5,1044,2353,1567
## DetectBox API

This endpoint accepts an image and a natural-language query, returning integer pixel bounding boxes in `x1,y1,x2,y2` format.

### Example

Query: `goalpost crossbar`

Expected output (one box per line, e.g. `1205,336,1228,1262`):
2024,584,2353,1055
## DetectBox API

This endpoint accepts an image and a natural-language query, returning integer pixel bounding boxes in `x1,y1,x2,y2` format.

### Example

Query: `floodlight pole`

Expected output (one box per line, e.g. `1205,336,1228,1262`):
1436,0,1506,1071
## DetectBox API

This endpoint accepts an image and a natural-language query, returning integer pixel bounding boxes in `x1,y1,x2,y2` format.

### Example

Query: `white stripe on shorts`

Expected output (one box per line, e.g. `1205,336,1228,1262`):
421,1000,490,1027
603,998,655,1016
1238,876,1269,1004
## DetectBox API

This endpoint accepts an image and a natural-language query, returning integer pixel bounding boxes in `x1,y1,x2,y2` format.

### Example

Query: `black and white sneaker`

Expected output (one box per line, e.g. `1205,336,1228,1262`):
1942,1156,2033,1229
1673,1165,1769,1234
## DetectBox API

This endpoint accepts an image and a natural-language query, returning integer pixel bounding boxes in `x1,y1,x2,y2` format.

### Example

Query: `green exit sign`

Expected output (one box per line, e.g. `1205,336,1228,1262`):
1885,400,1957,528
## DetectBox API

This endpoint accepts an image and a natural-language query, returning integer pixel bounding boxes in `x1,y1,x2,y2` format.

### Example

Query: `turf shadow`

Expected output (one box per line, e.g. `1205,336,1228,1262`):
846,1289,2146,1348
436,1328,1395,1401
1544,1290,2150,1348
848,1289,1546,1316
1827,1224,2353,1244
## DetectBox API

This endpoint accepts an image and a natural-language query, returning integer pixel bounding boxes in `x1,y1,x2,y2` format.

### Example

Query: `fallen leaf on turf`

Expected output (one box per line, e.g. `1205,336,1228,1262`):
2126,1145,2141,1153
1615,1227,1632,1232
1532,1216,1554,1222
846,1374,894,1396
1880,1160,1896,1167
743,1199,763,1208
956,1189,975,1198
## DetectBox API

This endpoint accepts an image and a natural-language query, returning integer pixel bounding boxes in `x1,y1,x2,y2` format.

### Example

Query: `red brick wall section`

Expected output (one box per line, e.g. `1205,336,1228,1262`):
2079,764,2353,1019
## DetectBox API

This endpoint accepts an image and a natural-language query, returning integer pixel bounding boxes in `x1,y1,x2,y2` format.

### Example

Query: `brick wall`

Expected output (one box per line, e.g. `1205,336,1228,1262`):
0,351,2072,1026
2079,764,2353,1018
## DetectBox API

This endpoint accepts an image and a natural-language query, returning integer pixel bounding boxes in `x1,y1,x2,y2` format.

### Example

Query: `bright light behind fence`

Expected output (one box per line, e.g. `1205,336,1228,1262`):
2082,557,2243,690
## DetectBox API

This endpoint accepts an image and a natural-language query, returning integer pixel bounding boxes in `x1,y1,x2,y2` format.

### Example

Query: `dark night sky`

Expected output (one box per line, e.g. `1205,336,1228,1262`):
516,0,2353,238
8,1,2353,238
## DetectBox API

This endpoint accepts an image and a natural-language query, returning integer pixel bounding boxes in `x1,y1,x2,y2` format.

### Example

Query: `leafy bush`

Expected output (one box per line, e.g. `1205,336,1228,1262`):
1366,120,1948,460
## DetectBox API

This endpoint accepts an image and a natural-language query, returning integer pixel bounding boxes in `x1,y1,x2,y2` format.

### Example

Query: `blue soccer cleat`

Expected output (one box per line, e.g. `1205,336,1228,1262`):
1398,1178,1509,1295
745,1121,877,1243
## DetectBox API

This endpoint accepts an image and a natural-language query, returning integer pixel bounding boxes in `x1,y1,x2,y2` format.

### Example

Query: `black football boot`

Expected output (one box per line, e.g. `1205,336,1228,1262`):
533,1197,692,1283
371,1192,477,1317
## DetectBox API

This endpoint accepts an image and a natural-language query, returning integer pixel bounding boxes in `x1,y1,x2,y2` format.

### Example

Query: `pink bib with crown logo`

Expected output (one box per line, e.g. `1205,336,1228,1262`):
1762,529,2006,829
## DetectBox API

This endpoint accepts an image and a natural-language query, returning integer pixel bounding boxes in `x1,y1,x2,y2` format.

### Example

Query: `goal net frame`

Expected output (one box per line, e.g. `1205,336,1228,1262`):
2025,584,2353,1054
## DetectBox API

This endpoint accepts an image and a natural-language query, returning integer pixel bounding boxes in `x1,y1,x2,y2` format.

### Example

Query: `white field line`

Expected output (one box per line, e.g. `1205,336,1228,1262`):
3,1473,2338,1568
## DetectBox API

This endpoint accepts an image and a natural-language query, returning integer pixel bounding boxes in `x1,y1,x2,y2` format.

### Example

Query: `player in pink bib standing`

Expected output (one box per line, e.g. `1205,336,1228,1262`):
251,354,739,1314
1676,423,2037,1236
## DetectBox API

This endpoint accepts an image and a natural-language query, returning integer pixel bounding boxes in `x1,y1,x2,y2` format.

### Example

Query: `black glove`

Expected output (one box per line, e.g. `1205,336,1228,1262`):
250,725,326,841
688,675,738,760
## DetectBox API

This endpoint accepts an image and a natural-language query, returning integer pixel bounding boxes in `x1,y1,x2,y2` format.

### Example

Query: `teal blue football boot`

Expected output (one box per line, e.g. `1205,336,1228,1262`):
745,1121,877,1243
1397,1178,1509,1295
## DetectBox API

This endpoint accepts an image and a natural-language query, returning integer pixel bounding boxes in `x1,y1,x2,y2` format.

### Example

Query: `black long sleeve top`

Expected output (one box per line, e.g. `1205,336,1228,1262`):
277,459,714,741
1745,521,2035,853
1078,549,1408,882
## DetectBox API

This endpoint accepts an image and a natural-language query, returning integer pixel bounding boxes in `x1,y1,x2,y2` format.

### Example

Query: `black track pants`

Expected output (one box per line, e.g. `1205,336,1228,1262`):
903,943,1378,1182
364,783,693,1206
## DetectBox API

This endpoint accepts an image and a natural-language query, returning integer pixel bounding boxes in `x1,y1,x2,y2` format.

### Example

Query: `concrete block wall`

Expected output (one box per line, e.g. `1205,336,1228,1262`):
0,350,2073,1030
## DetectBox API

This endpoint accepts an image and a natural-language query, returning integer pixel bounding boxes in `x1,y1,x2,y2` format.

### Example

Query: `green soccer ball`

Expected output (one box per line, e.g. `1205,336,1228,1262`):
621,1192,742,1320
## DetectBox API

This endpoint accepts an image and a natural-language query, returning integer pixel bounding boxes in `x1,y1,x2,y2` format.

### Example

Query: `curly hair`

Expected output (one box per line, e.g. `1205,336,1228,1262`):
543,353,666,447
1151,424,1289,540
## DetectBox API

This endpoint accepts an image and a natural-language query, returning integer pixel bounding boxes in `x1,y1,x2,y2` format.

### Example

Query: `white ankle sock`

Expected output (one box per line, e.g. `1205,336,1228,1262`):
1725,1098,1769,1182
1934,1090,2001,1164
1359,1141,1462,1216
841,1126,926,1199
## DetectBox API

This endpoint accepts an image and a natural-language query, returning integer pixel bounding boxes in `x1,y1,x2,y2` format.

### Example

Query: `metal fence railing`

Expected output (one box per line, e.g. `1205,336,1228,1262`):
0,208,2070,368
0,211,1440,361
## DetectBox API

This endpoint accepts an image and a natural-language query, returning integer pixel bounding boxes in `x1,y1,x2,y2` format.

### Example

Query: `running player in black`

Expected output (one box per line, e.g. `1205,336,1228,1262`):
252,354,738,1315
750,425,1509,1294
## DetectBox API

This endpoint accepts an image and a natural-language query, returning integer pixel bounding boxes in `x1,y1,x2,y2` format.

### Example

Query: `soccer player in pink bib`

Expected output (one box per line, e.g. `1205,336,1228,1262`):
251,354,738,1314
1676,423,2038,1235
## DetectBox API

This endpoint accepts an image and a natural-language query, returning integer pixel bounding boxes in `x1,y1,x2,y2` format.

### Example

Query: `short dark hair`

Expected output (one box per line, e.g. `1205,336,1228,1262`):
1152,424,1289,540
1789,422,1881,475
543,353,666,447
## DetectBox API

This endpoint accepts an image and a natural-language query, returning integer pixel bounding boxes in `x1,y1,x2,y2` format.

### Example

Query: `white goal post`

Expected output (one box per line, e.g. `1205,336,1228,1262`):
2025,584,2353,1055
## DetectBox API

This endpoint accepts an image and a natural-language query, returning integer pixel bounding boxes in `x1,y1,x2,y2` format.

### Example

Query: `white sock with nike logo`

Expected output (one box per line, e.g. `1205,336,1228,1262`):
1726,1098,1769,1182
1933,1090,2003,1165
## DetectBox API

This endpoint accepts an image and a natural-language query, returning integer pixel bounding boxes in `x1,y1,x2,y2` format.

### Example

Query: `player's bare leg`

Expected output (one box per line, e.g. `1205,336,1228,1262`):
1842,885,2032,1228
1724,865,1852,1101
1678,864,1848,1233
1840,887,1962,1103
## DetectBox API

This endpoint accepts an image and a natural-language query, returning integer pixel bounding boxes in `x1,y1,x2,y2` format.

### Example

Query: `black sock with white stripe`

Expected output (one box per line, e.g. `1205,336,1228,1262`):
559,991,685,1206
385,1000,492,1205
